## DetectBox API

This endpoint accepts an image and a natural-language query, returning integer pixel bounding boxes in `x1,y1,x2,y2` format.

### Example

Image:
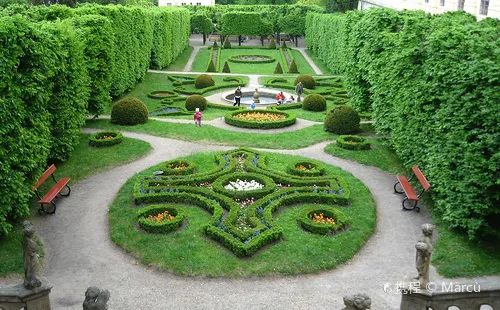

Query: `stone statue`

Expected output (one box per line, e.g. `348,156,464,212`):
83,286,110,310
23,220,42,289
253,88,260,103
414,223,434,288
343,293,371,310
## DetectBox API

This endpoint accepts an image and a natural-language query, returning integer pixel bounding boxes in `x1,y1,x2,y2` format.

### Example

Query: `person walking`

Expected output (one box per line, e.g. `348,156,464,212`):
295,81,304,102
234,86,242,106
194,108,203,127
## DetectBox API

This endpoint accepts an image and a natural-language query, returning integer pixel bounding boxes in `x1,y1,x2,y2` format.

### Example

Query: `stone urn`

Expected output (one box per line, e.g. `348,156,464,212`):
253,88,260,104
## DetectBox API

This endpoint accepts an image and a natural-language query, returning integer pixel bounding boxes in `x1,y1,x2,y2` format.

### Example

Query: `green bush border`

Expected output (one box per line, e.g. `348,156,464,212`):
147,91,178,99
159,159,197,175
88,130,123,147
137,205,185,234
286,161,326,177
337,135,371,150
298,206,349,235
212,172,276,200
224,110,296,129
228,54,276,64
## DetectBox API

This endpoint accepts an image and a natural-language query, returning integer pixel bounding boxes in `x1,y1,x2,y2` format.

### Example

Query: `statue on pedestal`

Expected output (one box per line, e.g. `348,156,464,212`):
343,293,371,310
253,88,260,104
23,220,41,289
83,287,110,310
415,223,434,288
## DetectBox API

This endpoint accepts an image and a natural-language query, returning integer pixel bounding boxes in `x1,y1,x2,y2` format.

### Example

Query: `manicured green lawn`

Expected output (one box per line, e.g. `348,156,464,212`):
304,49,335,75
109,150,376,276
0,134,152,277
190,47,211,72
164,46,193,71
290,49,317,75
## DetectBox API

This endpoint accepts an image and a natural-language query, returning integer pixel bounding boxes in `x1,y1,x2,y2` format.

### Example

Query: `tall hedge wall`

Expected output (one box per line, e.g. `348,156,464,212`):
0,4,190,235
306,9,500,238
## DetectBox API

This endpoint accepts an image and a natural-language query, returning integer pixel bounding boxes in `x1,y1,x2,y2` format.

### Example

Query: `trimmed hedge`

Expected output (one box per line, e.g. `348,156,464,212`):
286,161,326,177
299,207,349,235
185,94,207,111
337,135,371,151
137,205,185,234
88,130,123,147
324,105,360,134
111,98,149,125
294,74,316,89
302,94,326,112
195,74,215,89
224,110,296,129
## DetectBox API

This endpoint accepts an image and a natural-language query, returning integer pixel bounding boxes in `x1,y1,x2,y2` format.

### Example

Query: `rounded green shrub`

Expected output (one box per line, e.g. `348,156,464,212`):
185,94,207,111
110,98,148,125
88,130,123,147
302,94,326,112
324,105,360,134
294,74,316,89
195,74,215,89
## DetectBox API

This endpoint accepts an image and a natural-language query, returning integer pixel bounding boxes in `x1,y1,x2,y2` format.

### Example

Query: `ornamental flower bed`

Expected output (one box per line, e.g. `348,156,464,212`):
337,135,371,150
224,179,264,191
299,207,349,235
225,110,296,129
160,159,196,175
137,205,185,234
88,130,123,147
287,161,326,177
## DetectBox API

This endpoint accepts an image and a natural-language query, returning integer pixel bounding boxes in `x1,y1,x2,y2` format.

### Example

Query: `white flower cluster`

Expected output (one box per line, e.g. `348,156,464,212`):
224,179,264,191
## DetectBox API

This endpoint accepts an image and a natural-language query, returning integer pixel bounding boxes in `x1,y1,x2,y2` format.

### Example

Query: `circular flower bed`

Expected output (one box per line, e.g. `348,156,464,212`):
88,130,123,147
228,55,275,63
137,205,185,234
212,172,276,200
298,207,349,235
225,110,296,129
337,135,371,150
159,159,196,175
287,161,325,177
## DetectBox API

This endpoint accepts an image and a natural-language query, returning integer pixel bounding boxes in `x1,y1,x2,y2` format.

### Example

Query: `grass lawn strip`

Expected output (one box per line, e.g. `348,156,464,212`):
109,150,376,276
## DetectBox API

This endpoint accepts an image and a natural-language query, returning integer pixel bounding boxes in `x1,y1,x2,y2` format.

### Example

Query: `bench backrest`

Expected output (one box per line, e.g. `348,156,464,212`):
412,165,431,191
32,165,56,190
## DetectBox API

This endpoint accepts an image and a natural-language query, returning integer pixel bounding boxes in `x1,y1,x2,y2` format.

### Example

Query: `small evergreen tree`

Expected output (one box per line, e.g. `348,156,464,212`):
268,37,276,49
289,59,298,73
281,40,287,49
222,61,231,73
223,36,231,49
207,59,216,72
274,62,283,74
213,40,218,48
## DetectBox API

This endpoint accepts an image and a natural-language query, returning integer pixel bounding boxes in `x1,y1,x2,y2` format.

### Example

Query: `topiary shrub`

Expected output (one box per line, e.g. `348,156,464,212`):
206,59,216,73
302,94,326,112
195,74,215,89
223,36,231,49
324,105,360,134
185,94,207,111
212,40,218,48
281,40,287,49
274,62,283,74
222,61,231,73
337,135,371,150
137,205,185,234
289,59,298,73
268,37,276,49
88,130,123,147
294,74,316,89
111,98,148,125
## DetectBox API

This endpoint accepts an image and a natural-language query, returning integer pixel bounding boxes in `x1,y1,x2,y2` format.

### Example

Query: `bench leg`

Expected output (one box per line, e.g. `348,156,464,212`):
58,184,71,197
38,202,56,215
402,197,419,212
394,181,404,194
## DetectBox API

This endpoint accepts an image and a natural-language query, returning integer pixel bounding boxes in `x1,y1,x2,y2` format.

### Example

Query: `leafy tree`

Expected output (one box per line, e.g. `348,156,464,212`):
191,13,213,45
279,12,306,47
221,11,264,46
326,0,358,13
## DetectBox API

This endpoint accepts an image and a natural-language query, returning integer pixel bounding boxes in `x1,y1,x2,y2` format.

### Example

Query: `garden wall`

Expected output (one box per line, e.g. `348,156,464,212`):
0,5,190,235
306,9,500,238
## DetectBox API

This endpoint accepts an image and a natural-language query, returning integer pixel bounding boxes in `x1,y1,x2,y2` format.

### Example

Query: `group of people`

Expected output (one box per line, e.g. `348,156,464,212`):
275,92,295,105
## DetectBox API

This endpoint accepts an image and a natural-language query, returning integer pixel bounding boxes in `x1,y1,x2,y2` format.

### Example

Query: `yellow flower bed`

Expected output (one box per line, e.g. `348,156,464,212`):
235,112,286,122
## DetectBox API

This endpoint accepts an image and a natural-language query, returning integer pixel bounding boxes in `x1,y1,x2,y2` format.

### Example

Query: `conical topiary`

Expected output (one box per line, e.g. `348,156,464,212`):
222,61,231,73
213,40,218,48
281,40,287,49
207,59,216,72
288,59,298,73
223,36,231,49
274,62,283,74
268,37,276,49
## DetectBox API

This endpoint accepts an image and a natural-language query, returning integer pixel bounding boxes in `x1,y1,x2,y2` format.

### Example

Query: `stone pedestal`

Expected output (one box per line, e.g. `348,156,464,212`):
0,278,52,310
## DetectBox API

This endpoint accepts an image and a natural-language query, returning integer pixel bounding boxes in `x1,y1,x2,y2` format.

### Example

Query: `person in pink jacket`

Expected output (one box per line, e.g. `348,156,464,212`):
194,108,203,127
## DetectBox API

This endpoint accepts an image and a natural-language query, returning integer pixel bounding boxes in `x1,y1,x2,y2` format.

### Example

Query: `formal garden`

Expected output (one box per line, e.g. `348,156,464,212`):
0,3,499,308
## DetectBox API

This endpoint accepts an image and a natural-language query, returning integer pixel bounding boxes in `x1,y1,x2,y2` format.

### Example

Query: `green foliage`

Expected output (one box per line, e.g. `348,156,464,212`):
324,106,360,134
268,37,276,49
111,98,149,125
298,207,350,235
286,161,326,177
224,110,296,129
288,59,298,73
280,40,287,49
302,94,326,112
308,8,500,237
223,36,232,48
336,135,370,150
279,12,306,37
221,12,269,37
206,59,216,72
212,40,218,48
185,95,207,111
191,13,213,34
195,74,215,88
222,61,231,73
88,131,123,147
274,62,283,74
137,205,185,234
294,74,316,89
